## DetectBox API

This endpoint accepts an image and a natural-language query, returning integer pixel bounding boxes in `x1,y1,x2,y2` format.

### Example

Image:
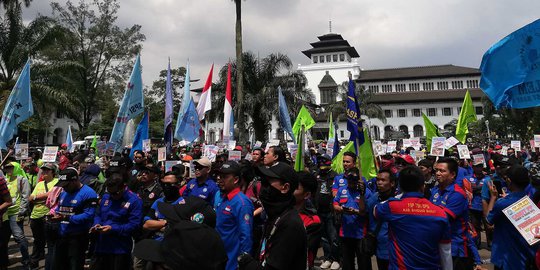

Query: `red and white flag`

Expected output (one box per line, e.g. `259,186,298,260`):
223,62,233,141
196,64,213,120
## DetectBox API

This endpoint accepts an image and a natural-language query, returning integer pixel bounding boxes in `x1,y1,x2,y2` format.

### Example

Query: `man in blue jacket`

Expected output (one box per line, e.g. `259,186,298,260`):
90,172,142,270
52,167,98,270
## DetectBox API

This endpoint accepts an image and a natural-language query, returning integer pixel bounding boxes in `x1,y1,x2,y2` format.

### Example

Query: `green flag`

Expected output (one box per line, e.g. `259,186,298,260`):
90,134,98,158
422,113,441,151
294,126,305,172
292,106,315,139
359,128,377,180
328,113,334,140
455,90,477,144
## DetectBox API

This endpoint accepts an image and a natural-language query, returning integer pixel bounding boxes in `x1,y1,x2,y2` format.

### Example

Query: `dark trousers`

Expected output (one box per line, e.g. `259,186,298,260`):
469,209,483,248
320,212,340,261
341,237,372,270
91,254,132,270
376,258,389,270
53,234,89,270
30,217,46,264
453,256,473,270
45,218,60,270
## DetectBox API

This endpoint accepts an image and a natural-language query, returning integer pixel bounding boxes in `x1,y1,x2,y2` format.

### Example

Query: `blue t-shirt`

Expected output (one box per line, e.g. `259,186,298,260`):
375,192,450,270
366,192,390,260
469,175,490,211
216,188,254,270
333,186,372,239
56,185,98,236
93,189,143,254
487,191,536,270
455,166,472,187
144,196,185,241
430,183,472,258
183,178,218,204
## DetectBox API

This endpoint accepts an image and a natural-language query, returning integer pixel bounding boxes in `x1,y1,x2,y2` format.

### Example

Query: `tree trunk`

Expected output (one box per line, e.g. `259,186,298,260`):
235,0,245,143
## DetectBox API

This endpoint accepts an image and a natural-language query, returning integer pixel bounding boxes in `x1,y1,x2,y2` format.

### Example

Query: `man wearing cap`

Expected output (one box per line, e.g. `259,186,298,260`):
134,163,164,218
183,157,218,204
239,162,307,270
3,161,31,268
28,163,58,268
23,158,39,190
90,172,142,270
215,161,254,270
52,167,98,270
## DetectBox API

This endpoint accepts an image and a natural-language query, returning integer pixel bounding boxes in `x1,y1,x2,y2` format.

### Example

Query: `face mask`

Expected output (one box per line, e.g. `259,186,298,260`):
259,183,292,218
162,183,180,201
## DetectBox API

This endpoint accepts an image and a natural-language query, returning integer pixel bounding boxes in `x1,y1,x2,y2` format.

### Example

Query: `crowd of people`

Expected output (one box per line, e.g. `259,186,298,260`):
0,140,539,270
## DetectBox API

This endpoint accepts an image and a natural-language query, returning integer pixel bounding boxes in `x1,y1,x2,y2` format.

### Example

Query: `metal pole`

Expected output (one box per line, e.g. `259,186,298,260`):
485,120,491,144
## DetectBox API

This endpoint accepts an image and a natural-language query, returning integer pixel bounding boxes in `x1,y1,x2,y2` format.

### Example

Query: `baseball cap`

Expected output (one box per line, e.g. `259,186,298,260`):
40,163,58,172
107,156,128,173
495,145,502,150
156,196,216,227
193,157,212,168
234,145,243,151
217,161,241,176
55,167,79,187
396,154,415,165
257,162,299,190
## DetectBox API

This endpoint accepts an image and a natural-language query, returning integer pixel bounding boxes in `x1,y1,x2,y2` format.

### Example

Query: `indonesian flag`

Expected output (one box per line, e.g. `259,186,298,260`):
196,64,213,120
223,63,233,141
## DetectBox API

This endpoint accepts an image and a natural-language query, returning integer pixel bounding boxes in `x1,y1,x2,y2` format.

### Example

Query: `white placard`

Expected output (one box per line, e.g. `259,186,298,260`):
15,144,28,160
381,144,388,155
457,145,471,159
503,196,540,245
402,139,411,148
254,141,263,148
410,138,420,150
472,154,486,166
228,150,242,161
142,139,151,152
387,141,397,153
501,146,509,156
534,135,540,148
228,140,237,151
531,140,536,153
158,147,166,162
373,141,384,156
289,144,298,160
430,137,446,157
511,140,522,152
42,146,59,162
326,139,335,157
445,136,460,149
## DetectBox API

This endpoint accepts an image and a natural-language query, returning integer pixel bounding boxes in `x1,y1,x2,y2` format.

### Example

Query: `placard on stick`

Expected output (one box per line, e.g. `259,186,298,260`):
157,147,166,162
457,145,471,159
15,144,28,160
430,137,446,157
42,146,58,162
228,150,242,161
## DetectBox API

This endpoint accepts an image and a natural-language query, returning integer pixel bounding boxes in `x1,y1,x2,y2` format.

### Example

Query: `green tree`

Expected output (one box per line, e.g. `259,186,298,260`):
209,52,315,142
231,0,245,142
0,0,32,8
47,0,145,134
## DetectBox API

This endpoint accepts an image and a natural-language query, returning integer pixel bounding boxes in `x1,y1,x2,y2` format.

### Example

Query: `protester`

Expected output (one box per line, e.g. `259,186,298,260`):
262,146,287,166
239,162,307,270
251,148,265,167
90,172,142,270
469,161,490,248
374,165,452,269
183,157,218,204
28,163,58,269
52,167,98,270
0,175,13,270
215,161,254,270
331,152,358,197
418,159,436,198
134,163,163,218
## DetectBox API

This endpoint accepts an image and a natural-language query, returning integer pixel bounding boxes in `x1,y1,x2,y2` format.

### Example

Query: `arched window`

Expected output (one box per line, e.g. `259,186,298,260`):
53,128,63,145
384,126,393,139
372,126,381,140
413,125,424,138
398,125,409,135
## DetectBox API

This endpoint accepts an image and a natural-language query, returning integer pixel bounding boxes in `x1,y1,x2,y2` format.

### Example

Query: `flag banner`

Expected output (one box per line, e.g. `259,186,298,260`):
359,128,377,180
292,105,315,139
130,111,149,159
346,79,364,151
328,113,335,140
331,141,355,174
457,145,471,159
42,146,58,162
430,137,446,157
278,87,295,143
15,143,28,160
422,113,441,151
455,90,477,143
175,99,201,143
164,59,174,153
197,64,213,120
110,55,144,151
332,123,340,159
480,19,540,109
91,134,99,157
180,61,191,117
222,63,233,141
294,126,305,172
66,126,74,153
445,136,460,149
511,140,522,152
0,59,33,149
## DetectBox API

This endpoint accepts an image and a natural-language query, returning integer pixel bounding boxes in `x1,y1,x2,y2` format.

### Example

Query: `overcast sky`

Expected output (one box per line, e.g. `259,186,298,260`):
23,0,540,89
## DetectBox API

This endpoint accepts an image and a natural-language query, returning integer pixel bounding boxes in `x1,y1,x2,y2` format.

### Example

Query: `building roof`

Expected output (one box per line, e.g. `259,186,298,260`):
357,65,480,82
369,88,485,104
302,33,360,59
318,71,338,88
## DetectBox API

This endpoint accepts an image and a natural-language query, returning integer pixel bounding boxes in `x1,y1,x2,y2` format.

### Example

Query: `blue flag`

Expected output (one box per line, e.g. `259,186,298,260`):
110,55,144,151
278,87,295,143
129,111,149,159
175,61,192,140
164,59,173,153
66,125,74,153
176,98,201,143
0,59,33,149
346,78,364,153
480,19,540,109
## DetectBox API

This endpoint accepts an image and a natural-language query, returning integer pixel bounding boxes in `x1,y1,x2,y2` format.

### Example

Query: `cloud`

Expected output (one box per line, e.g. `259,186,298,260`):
21,0,540,90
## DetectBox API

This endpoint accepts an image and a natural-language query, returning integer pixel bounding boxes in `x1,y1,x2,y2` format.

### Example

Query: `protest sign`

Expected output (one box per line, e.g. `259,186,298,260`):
381,144,388,155
501,146,509,156
415,150,425,161
472,154,486,166
402,139,411,148
228,150,242,161
244,153,252,161
445,136,460,149
430,137,446,157
15,144,28,160
254,141,263,148
96,141,107,156
326,139,335,157
143,139,151,152
105,143,116,156
534,135,540,148
457,145,471,159
511,140,522,152
531,140,536,152
373,141,384,156
42,146,58,162
387,141,397,153
158,147,166,162
503,196,540,245
288,144,298,160
410,138,420,150
204,145,219,162
228,140,237,151
165,161,181,172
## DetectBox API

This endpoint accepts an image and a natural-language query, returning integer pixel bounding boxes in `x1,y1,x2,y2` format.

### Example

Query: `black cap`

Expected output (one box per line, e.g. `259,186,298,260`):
105,174,124,194
157,196,216,228
218,161,241,176
140,163,161,174
56,167,79,187
257,162,298,191
108,156,128,173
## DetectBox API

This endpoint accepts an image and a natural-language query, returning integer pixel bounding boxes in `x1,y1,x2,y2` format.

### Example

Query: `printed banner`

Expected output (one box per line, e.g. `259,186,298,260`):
14,144,28,160
503,196,540,245
42,146,58,162
430,137,446,157
457,145,471,159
